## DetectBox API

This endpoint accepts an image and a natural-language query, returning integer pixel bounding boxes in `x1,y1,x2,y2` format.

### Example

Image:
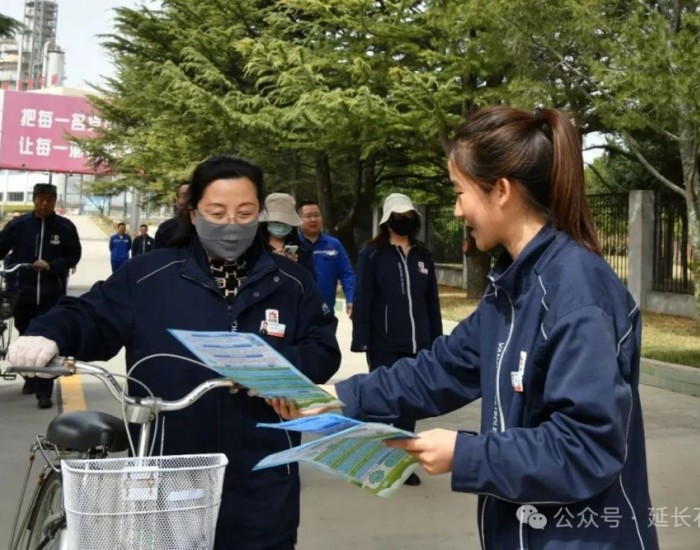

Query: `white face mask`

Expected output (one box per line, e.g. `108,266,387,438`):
193,211,259,261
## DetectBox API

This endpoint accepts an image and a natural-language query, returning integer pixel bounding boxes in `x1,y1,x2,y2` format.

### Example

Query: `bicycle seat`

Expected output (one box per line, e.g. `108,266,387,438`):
46,411,129,452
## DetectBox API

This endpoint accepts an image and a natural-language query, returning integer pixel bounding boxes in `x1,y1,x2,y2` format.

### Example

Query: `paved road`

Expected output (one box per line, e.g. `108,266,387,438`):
0,216,699,548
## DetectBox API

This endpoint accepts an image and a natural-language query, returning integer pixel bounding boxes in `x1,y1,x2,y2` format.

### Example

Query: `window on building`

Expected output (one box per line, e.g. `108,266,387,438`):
8,192,25,202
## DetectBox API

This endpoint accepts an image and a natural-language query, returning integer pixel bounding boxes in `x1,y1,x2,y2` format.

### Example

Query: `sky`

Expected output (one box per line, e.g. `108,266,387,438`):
3,0,154,89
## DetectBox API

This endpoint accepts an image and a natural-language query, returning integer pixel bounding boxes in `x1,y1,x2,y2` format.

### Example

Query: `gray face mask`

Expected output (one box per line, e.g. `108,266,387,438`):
193,211,259,261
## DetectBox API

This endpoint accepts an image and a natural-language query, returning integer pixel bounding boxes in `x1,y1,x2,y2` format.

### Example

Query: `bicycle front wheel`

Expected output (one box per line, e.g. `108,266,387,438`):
26,470,65,550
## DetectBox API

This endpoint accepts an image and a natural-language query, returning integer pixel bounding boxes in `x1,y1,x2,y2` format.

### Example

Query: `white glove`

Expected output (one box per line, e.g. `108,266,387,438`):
8,336,59,378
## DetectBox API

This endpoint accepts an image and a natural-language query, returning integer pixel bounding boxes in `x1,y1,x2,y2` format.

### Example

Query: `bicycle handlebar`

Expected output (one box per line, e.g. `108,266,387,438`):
7,357,238,413
0,263,34,275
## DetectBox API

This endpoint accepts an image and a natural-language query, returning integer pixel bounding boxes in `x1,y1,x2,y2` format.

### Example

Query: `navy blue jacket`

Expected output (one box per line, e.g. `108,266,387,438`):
264,228,315,279
338,225,657,550
352,243,442,354
131,234,154,256
26,236,341,549
154,216,178,249
0,212,81,306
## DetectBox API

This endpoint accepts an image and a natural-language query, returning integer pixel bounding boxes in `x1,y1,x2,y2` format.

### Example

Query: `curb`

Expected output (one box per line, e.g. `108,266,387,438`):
640,358,700,398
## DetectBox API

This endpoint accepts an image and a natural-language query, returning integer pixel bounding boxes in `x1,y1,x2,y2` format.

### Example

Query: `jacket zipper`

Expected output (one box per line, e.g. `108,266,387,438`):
493,283,515,433
480,496,488,550
480,284,516,550
397,247,417,354
36,218,45,305
181,269,294,472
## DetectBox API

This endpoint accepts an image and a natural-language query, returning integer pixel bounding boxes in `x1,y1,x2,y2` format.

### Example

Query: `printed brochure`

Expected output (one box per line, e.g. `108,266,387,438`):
254,414,419,497
168,329,342,410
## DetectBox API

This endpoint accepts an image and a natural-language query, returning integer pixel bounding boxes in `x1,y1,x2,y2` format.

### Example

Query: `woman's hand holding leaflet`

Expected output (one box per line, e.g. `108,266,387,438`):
385,428,458,475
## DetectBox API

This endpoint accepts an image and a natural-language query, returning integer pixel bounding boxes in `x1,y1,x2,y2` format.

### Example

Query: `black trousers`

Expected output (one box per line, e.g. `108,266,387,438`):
14,300,57,399
366,350,417,433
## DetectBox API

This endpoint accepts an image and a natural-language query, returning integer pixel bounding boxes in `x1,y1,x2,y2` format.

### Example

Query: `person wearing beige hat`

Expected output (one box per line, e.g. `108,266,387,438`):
259,193,315,276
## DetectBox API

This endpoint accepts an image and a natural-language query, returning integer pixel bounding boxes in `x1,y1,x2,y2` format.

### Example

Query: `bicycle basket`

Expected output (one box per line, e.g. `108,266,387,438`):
0,290,19,320
61,453,228,549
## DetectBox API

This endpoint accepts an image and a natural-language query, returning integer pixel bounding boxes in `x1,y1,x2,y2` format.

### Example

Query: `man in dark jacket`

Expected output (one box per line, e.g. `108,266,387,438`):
131,224,154,256
0,183,81,408
154,182,190,248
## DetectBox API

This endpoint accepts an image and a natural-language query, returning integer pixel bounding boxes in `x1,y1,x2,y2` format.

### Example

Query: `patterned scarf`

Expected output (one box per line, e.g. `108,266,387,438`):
209,257,249,298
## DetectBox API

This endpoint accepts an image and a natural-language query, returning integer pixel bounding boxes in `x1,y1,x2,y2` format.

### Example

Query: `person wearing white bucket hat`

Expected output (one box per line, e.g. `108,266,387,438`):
259,193,315,276
378,192,423,226
350,192,443,486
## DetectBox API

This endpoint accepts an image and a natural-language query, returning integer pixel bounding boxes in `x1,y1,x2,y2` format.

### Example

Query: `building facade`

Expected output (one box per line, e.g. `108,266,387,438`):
0,1,64,91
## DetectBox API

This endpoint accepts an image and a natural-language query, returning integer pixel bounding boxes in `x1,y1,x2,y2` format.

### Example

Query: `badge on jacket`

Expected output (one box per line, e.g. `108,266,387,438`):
511,351,527,393
418,261,429,275
260,309,285,338
50,234,61,245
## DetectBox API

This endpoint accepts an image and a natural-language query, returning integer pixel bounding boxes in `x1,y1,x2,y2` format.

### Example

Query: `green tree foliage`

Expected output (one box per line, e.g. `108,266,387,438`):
495,0,700,312
83,0,561,258
0,13,22,40
82,0,700,311
586,135,684,194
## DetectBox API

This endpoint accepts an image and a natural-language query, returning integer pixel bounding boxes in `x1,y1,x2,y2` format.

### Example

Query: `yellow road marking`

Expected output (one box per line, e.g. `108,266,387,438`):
60,375,87,412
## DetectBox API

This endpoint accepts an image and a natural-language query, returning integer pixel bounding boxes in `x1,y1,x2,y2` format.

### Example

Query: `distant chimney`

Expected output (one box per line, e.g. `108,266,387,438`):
43,45,65,88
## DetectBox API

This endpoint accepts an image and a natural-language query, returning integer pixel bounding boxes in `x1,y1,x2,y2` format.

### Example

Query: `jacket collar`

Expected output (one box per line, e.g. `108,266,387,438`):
488,224,571,296
298,231,326,247
31,211,57,221
178,234,277,292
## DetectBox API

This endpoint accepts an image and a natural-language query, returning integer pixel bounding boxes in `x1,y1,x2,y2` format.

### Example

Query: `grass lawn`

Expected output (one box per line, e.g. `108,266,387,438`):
437,286,700,368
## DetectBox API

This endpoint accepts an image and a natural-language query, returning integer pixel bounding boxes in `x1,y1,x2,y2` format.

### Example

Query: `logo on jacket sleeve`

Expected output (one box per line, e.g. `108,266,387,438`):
50,234,61,245
418,261,429,275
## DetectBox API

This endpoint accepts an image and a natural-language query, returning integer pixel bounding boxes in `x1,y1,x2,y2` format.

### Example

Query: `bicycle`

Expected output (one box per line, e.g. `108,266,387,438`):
6,356,234,549
0,263,33,373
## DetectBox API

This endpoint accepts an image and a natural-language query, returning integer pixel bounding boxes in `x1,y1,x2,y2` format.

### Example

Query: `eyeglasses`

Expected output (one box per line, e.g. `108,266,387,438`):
197,209,257,226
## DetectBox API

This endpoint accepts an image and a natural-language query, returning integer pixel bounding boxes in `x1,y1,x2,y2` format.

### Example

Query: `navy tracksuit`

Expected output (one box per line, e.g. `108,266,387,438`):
0,212,81,399
26,235,341,549
338,225,658,549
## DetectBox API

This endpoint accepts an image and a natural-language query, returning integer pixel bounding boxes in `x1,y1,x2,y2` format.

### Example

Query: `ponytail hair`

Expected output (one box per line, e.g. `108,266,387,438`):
447,106,601,255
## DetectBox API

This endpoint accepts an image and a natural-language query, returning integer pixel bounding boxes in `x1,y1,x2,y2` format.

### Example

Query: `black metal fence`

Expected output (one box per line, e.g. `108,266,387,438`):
426,204,463,265
426,192,695,296
587,193,629,284
653,192,694,294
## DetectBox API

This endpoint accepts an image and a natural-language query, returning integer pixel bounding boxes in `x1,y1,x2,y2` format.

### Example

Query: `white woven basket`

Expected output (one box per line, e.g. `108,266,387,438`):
61,453,228,549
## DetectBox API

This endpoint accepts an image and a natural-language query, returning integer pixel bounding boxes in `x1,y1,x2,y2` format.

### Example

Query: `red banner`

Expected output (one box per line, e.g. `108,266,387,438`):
0,90,107,174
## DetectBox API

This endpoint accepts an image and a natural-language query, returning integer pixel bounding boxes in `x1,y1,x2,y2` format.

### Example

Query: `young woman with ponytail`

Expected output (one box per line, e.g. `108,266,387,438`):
268,106,658,549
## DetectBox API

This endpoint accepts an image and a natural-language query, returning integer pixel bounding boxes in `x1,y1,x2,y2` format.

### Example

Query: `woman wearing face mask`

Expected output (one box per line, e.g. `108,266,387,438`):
8,154,341,550
259,192,315,277
350,193,443,485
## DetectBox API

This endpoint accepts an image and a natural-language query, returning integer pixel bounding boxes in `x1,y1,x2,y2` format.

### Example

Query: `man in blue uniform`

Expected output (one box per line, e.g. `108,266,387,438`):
109,222,131,271
297,200,355,316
